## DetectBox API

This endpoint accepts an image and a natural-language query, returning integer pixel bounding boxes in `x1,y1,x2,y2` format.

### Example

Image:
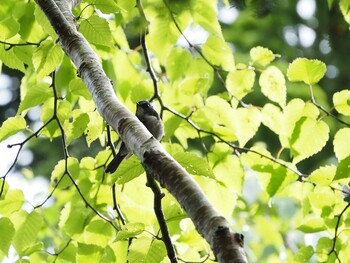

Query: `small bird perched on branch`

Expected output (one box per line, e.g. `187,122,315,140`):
105,100,164,173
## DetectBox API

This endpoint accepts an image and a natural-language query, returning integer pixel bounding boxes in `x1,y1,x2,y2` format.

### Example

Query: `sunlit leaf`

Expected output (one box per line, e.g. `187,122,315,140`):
307,165,336,186
333,127,350,160
334,155,350,181
233,107,261,146
0,43,25,72
202,35,235,71
226,68,255,100
84,219,115,246
259,66,286,106
261,103,283,135
287,58,326,85
77,243,103,262
32,38,64,80
0,189,24,217
80,15,113,47
0,16,20,39
173,152,214,178
107,155,144,185
294,246,314,263
297,216,326,233
333,89,350,116
12,211,43,256
290,117,329,164
0,217,15,254
116,223,145,241
250,46,275,66
86,112,104,146
0,116,26,142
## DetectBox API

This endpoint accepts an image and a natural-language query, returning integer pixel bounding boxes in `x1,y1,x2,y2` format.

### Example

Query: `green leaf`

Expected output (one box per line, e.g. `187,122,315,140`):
297,216,326,233
339,0,350,25
226,68,255,100
233,107,261,147
127,237,166,263
287,58,326,85
18,83,52,113
315,237,333,261
294,246,314,263
86,112,104,146
307,165,336,186
0,217,15,254
77,243,103,262
250,46,275,66
165,47,192,81
201,35,235,71
333,89,350,116
32,39,64,80
12,211,43,256
0,16,20,39
66,111,90,144
108,155,144,185
173,152,215,178
0,189,24,217
59,201,87,236
308,186,336,209
84,219,115,246
289,117,329,164
334,155,350,181
80,15,113,47
259,66,286,107
261,103,283,135
116,223,145,241
87,0,122,13
190,0,221,36
0,43,25,72
34,5,57,38
333,127,350,160
0,116,26,142
69,78,92,100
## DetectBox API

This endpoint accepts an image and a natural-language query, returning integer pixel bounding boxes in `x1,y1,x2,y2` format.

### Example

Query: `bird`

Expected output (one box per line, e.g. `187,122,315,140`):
105,100,164,173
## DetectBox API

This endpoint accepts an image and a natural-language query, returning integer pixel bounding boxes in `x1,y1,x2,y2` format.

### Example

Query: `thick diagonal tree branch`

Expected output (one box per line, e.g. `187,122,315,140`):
35,0,247,261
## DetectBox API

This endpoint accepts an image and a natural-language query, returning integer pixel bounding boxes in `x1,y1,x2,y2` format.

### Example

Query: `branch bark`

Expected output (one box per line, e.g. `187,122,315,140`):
35,0,248,262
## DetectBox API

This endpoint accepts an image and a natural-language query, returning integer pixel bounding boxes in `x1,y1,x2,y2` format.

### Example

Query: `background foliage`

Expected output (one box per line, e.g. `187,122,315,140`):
1,0,350,262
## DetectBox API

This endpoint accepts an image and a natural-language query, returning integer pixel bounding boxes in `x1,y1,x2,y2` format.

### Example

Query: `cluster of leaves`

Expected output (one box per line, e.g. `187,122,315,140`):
1,0,350,262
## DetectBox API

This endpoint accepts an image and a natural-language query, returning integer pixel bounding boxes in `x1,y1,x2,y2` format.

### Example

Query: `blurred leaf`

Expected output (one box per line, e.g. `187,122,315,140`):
202,35,235,71
18,83,52,113
307,165,336,186
0,16,20,39
333,89,350,116
297,216,326,233
0,116,26,142
108,155,144,185
294,245,314,263
287,58,326,85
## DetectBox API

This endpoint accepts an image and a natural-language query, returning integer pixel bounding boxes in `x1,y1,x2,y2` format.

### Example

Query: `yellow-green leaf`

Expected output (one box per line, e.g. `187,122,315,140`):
80,15,113,47
250,46,275,66
202,35,235,71
226,69,255,100
333,89,350,116
0,116,26,142
290,117,329,164
333,128,350,160
259,66,286,106
287,58,326,85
